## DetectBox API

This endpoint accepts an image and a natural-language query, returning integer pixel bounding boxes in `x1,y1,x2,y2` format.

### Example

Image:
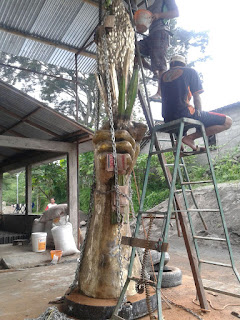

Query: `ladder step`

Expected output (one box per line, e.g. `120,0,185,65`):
157,138,172,142
181,180,213,185
194,236,226,242
140,210,167,215
165,163,185,167
111,315,125,320
143,215,176,220
175,189,192,193
180,150,206,157
141,211,179,216
199,259,232,268
150,147,175,155
176,209,219,212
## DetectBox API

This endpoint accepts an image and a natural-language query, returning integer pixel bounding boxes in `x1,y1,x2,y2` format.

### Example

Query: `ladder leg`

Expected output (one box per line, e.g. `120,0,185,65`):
176,163,202,271
169,133,182,237
200,125,240,283
111,278,131,318
156,121,185,319
127,132,156,277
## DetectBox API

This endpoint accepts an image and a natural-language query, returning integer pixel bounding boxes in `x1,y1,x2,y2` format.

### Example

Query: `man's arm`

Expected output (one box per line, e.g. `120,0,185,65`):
152,0,179,20
193,92,202,114
152,9,179,20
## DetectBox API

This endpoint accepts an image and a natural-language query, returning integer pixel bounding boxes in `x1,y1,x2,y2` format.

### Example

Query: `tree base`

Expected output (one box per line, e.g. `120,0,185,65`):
63,288,157,319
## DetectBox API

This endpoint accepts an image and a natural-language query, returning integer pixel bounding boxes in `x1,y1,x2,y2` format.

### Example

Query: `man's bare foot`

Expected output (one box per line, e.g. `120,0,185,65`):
182,136,197,151
174,141,185,151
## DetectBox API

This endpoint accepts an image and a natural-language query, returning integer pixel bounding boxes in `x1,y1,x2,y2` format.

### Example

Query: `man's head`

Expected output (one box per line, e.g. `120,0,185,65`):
170,55,186,68
50,197,55,204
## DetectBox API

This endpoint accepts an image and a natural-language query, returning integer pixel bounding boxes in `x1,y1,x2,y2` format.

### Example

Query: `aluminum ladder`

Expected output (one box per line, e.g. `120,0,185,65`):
111,117,240,319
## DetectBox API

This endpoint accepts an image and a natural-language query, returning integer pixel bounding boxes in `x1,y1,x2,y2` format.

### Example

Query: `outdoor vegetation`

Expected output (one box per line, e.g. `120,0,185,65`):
3,148,240,213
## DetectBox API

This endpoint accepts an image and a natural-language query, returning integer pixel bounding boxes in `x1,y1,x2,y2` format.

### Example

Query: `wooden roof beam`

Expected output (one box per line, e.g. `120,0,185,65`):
0,151,66,173
0,124,27,138
0,105,60,138
0,135,75,153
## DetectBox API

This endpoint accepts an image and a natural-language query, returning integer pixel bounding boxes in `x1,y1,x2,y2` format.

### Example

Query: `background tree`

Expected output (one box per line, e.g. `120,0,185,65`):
0,52,103,129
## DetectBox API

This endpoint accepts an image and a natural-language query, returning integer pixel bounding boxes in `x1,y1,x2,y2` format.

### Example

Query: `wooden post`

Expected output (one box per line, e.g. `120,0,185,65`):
67,145,78,244
25,165,32,215
0,172,3,214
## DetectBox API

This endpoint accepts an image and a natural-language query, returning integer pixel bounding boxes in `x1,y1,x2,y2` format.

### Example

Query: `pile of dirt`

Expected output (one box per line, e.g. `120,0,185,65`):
138,181,240,246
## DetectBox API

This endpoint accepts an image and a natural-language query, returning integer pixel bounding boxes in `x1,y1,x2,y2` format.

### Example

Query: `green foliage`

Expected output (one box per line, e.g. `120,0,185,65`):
79,152,94,213
213,149,240,182
3,172,25,205
131,147,240,212
2,148,240,214
132,154,170,211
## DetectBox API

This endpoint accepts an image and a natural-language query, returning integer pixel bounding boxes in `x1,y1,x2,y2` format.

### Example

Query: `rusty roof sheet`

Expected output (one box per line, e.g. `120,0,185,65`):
0,79,93,172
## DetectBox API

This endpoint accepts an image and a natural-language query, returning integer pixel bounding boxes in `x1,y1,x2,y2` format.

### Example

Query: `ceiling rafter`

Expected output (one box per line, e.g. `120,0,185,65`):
0,105,60,138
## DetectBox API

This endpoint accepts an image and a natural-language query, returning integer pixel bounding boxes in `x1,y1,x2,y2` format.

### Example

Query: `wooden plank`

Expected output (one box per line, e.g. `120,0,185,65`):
121,236,160,250
0,135,74,153
121,236,168,252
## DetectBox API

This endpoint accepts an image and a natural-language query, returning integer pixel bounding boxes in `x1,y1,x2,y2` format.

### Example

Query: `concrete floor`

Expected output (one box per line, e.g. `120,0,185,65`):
1,237,240,319
0,243,78,269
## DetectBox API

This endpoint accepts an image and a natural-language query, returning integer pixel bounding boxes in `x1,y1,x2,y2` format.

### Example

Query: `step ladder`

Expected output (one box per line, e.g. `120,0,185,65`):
157,117,240,283
111,117,240,320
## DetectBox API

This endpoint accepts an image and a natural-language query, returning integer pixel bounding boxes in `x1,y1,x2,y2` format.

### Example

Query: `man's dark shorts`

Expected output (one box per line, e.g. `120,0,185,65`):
138,30,169,72
165,111,226,135
193,111,226,129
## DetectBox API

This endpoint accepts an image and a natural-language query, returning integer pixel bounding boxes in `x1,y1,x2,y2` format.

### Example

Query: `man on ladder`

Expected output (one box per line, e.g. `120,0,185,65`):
160,54,232,151
137,0,179,102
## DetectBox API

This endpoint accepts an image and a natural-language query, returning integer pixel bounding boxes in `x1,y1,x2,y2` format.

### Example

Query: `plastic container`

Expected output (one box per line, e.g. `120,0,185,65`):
50,250,63,262
134,9,153,33
32,232,47,253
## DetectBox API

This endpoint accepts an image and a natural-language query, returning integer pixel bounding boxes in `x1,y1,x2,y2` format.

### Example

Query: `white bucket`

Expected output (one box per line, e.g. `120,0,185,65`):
32,232,47,253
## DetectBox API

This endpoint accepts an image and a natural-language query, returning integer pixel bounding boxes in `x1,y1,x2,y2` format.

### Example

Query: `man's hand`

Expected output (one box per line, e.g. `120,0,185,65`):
152,13,161,20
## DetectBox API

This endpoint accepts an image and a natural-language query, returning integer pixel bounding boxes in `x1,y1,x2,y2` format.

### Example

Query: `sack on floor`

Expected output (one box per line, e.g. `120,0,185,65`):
39,204,68,222
52,215,69,227
32,218,45,233
51,222,79,256
45,220,55,248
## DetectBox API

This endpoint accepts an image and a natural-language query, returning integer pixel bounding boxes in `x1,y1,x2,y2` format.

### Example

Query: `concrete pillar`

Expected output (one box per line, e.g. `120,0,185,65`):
0,172,3,214
25,165,32,215
67,145,78,244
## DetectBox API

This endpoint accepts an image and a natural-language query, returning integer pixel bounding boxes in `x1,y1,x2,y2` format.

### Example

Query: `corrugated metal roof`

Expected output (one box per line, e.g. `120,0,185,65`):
0,0,99,73
0,79,93,172
212,102,240,113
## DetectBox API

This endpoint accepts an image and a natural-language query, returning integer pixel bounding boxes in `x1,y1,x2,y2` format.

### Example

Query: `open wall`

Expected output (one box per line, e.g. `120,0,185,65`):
0,214,41,234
